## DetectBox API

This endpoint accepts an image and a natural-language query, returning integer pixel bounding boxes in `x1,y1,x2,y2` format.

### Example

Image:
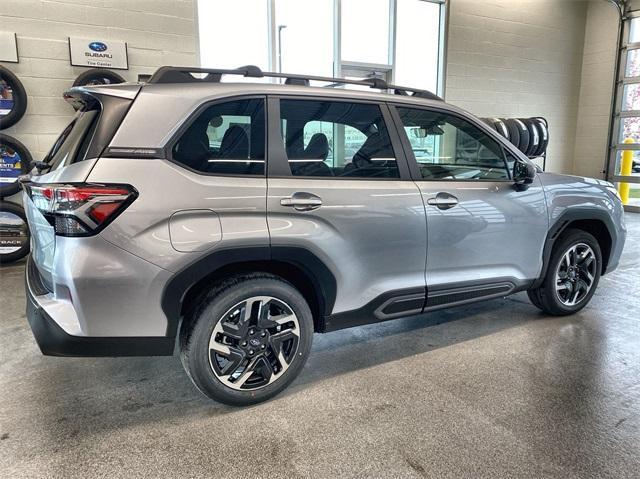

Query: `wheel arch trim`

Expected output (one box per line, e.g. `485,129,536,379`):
160,245,337,337
533,208,617,288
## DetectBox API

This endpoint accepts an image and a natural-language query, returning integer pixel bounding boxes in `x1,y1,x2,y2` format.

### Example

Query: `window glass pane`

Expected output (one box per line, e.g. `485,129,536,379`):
630,17,640,43
342,0,390,64
279,99,399,178
396,107,509,180
47,109,99,170
615,181,640,206
172,99,265,176
619,117,640,143
626,49,640,77
622,84,640,111
198,0,269,70
275,0,333,76
613,150,640,176
395,0,440,92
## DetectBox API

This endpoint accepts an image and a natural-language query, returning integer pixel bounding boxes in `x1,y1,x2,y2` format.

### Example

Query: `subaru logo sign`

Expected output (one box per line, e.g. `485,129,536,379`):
88,42,108,52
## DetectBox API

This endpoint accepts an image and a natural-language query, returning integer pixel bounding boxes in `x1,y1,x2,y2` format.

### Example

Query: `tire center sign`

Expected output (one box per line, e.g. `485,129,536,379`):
68,37,128,70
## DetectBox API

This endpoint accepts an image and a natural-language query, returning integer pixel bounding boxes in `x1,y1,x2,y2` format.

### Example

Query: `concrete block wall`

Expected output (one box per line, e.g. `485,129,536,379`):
572,1,619,179
0,0,198,162
446,0,589,173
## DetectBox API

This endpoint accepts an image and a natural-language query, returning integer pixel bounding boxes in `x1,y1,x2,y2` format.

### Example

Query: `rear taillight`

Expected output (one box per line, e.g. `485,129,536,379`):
25,183,137,237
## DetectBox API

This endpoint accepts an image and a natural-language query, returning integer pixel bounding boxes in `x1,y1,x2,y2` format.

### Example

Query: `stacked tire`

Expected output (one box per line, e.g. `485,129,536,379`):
0,65,31,264
481,117,549,159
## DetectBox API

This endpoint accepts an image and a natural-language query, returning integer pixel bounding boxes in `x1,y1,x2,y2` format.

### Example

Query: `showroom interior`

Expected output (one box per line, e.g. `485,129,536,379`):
0,0,639,477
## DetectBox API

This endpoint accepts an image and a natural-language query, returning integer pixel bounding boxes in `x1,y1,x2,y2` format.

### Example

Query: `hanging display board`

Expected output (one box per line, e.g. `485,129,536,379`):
0,32,18,63
0,201,30,263
68,37,128,70
0,134,32,198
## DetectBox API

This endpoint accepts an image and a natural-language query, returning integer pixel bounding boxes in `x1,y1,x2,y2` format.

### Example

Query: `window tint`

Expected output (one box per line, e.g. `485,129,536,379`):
396,107,510,181
279,99,399,178
172,98,265,175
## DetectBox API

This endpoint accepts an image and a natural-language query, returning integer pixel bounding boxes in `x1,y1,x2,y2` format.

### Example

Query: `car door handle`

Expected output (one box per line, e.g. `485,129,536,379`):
280,192,323,211
427,192,459,210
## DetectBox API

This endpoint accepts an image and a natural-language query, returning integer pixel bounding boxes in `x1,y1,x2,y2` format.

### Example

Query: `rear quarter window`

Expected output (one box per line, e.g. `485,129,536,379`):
46,109,99,171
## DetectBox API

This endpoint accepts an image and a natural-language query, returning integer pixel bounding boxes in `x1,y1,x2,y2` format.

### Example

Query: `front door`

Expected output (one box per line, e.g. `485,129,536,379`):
266,97,427,327
392,104,548,304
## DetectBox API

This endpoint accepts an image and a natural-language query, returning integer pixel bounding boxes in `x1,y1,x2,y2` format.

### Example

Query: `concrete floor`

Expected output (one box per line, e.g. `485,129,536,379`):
1,216,639,479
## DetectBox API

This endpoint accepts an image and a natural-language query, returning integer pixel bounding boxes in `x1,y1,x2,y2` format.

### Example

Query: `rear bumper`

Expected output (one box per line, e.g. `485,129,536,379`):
25,255,175,357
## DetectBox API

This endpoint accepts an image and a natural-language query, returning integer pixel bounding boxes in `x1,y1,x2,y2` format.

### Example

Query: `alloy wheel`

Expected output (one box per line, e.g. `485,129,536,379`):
208,296,300,391
555,243,597,307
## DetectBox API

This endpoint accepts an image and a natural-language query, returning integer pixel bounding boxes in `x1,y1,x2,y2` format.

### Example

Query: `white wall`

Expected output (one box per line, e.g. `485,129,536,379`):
0,0,198,162
572,1,619,179
445,0,588,173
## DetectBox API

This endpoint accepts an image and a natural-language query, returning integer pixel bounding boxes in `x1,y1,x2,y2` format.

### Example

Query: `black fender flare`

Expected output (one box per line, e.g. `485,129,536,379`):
533,208,617,288
160,245,337,337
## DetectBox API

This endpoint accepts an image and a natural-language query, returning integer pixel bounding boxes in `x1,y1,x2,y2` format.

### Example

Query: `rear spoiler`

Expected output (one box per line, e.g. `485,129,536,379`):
63,84,141,110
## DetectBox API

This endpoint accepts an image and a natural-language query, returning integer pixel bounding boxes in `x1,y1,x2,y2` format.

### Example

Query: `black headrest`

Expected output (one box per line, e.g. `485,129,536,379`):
220,125,249,158
303,133,329,160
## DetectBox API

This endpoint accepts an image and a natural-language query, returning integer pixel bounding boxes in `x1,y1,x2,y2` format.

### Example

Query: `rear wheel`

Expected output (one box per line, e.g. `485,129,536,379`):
527,229,601,315
180,274,313,406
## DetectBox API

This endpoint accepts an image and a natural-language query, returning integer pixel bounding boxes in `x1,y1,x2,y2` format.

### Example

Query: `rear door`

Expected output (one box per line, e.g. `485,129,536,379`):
391,104,548,306
266,96,427,329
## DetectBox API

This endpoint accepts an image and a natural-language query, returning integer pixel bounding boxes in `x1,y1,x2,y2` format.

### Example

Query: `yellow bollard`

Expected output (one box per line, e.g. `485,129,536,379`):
618,138,634,205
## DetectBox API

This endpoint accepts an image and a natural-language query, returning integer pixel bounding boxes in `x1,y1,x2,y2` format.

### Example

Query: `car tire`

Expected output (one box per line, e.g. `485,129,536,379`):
72,68,126,87
522,118,540,157
502,118,520,150
1,134,33,198
0,200,30,264
491,118,510,140
0,65,28,130
527,228,602,316
532,118,549,157
180,273,314,406
513,118,530,155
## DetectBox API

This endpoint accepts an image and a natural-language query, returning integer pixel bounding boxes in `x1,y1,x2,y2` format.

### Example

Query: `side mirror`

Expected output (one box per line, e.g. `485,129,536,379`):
513,160,536,190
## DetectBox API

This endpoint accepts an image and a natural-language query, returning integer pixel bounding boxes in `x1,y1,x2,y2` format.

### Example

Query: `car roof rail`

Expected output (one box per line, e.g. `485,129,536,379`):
147,65,443,101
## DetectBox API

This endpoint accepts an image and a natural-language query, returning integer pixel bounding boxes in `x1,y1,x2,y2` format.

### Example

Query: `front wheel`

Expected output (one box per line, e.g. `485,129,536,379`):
180,274,313,406
528,229,602,316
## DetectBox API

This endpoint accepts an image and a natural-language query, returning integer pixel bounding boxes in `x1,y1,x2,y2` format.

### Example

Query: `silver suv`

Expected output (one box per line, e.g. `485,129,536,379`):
22,66,626,406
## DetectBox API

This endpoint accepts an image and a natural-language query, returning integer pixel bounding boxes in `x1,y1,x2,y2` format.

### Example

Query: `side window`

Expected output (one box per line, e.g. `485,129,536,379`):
396,107,510,181
279,99,399,178
172,98,265,176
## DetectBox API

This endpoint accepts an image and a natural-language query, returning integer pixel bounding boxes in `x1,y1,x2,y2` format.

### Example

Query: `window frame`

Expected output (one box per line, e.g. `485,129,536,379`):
164,94,268,178
266,94,413,181
388,103,515,182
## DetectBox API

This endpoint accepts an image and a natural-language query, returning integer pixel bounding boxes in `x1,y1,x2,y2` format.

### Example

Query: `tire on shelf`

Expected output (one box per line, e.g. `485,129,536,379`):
0,200,30,264
521,118,540,157
513,118,530,155
72,69,126,87
502,118,521,150
0,134,32,198
0,65,28,130
491,118,510,141
532,117,549,157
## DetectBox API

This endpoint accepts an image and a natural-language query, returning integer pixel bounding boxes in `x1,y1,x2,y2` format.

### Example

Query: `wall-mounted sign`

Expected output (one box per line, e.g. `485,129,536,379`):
0,33,18,63
68,37,128,70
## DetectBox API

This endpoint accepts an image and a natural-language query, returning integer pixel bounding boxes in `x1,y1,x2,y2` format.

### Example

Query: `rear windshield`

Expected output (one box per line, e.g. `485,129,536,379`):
46,108,100,171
